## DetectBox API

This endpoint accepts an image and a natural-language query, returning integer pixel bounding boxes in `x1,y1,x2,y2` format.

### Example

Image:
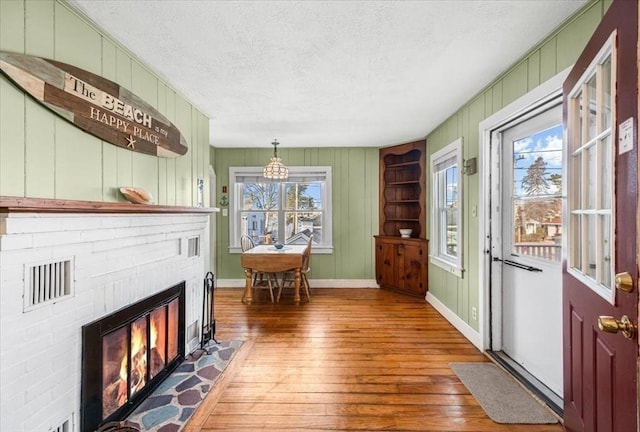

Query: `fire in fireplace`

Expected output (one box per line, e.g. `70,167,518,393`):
81,282,185,432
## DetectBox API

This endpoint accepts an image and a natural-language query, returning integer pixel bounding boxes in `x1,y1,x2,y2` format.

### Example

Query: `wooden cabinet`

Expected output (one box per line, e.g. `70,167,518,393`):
375,236,428,296
375,140,428,296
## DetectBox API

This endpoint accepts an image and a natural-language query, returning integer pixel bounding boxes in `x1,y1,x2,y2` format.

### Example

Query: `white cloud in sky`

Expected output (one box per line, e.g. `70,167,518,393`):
514,137,532,154
513,127,563,168
534,134,562,168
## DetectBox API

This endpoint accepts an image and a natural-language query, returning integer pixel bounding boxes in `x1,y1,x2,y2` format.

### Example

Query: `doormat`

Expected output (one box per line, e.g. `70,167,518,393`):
126,340,243,431
450,362,558,424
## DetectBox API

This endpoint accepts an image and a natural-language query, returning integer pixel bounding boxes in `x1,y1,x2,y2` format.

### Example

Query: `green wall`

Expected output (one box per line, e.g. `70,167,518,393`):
425,0,611,331
212,147,379,280
0,0,210,206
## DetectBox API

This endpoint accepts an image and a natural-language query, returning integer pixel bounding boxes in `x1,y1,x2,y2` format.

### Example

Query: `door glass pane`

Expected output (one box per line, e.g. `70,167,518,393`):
600,136,612,209
574,91,583,149
586,214,596,279
571,152,582,208
571,213,582,269
600,214,612,289
586,145,597,209
601,56,612,130
511,124,563,262
586,74,597,141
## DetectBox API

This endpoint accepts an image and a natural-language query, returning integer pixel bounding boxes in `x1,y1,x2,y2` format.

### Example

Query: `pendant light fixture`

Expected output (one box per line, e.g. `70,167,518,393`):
263,139,289,179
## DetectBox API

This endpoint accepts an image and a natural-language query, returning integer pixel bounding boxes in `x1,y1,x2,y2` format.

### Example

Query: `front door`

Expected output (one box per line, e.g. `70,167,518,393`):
562,1,638,431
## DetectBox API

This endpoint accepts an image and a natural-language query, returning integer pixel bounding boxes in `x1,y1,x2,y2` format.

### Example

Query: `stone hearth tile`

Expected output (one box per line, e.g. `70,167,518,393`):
197,354,218,367
141,405,180,429
126,340,242,431
218,347,235,361
158,423,181,432
177,389,201,406
175,362,196,373
179,407,195,422
138,394,174,411
197,364,222,381
175,375,202,392
155,375,187,394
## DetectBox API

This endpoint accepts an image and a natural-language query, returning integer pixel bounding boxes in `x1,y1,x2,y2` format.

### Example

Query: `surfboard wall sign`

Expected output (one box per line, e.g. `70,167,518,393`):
0,51,188,158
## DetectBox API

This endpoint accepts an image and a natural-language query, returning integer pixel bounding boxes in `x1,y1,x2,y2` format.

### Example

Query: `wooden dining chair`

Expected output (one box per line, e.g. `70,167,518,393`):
240,235,278,302
240,234,254,253
277,235,312,302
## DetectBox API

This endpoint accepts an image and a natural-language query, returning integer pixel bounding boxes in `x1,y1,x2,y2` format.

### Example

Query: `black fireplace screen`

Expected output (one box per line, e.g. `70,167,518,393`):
81,281,185,432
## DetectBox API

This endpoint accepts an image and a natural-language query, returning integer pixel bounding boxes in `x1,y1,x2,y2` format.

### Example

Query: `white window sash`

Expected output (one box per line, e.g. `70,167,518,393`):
430,138,463,277
229,166,333,254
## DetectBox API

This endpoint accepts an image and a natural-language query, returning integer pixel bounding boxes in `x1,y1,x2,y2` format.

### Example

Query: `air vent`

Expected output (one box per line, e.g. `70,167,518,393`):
25,259,72,310
187,236,200,257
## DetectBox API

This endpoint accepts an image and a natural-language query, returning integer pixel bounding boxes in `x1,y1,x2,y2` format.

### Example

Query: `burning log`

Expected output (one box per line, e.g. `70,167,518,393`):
150,346,165,377
102,377,127,418
130,344,147,394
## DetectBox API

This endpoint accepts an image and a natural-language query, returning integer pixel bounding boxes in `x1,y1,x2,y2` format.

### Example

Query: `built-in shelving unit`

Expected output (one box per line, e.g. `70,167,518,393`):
379,141,426,238
375,140,428,297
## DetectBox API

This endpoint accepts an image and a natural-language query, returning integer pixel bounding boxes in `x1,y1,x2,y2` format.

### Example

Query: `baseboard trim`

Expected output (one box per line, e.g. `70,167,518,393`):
216,279,379,288
426,292,482,350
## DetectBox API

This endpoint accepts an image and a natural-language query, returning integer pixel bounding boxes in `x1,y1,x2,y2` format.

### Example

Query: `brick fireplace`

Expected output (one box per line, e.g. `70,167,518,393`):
0,199,214,432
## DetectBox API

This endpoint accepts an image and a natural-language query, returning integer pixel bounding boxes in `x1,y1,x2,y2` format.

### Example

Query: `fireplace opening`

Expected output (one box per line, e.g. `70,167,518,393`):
82,282,185,432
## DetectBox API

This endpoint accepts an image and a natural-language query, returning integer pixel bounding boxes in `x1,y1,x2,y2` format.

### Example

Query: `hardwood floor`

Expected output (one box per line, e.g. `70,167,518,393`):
186,288,563,432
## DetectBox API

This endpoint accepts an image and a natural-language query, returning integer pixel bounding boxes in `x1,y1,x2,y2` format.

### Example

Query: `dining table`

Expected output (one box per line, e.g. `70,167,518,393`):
240,244,307,304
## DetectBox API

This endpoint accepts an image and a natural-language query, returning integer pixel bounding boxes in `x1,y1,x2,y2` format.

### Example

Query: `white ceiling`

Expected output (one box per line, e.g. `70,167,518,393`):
69,0,586,149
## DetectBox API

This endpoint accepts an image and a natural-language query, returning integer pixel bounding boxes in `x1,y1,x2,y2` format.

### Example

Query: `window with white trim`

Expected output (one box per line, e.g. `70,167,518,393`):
566,33,616,302
229,166,332,253
430,138,463,276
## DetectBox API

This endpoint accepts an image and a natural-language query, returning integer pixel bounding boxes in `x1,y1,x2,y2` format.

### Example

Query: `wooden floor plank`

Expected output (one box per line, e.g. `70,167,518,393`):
188,288,562,431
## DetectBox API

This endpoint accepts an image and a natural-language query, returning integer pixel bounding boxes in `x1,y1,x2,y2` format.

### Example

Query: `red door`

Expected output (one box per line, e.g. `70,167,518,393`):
563,1,638,431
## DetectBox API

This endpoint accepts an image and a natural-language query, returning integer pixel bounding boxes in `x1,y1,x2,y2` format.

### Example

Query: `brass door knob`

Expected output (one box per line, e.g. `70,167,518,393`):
615,272,634,292
598,315,637,339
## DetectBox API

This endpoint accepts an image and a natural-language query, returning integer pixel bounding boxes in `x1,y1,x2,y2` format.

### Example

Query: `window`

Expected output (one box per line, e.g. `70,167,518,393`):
430,138,463,276
229,166,332,253
566,34,615,302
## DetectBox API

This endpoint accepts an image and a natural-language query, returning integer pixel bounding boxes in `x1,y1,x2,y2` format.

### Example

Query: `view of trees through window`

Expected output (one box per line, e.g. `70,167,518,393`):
240,181,323,245
512,124,563,261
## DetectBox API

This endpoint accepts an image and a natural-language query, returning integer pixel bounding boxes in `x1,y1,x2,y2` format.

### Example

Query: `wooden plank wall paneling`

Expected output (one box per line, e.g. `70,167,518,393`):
424,0,611,332
0,0,210,208
212,147,379,281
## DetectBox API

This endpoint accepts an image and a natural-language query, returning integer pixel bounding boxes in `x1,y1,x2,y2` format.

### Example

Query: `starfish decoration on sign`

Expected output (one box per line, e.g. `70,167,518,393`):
126,135,136,149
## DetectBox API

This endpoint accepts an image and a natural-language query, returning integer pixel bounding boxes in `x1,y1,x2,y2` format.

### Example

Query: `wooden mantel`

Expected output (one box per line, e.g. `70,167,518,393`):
0,196,219,214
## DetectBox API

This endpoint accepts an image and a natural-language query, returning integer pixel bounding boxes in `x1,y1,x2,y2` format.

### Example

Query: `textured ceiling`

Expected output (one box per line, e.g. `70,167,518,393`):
69,0,586,149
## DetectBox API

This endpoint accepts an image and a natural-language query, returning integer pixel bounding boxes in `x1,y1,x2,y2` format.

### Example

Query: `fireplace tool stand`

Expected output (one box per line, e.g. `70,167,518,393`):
200,271,218,353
